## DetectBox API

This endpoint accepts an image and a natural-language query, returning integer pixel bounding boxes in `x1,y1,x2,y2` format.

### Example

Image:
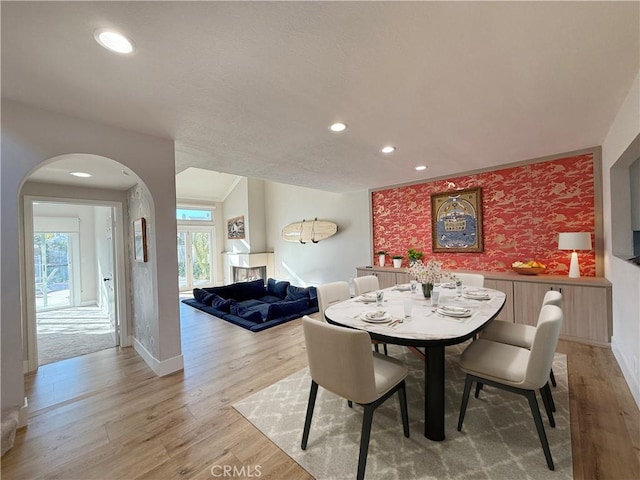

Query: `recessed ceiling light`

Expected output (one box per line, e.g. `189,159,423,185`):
70,171,92,178
94,28,135,54
415,165,427,171
381,145,396,154
329,122,347,132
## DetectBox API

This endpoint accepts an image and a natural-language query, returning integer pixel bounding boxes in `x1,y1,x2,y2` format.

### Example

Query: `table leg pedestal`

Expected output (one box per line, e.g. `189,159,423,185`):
424,345,445,441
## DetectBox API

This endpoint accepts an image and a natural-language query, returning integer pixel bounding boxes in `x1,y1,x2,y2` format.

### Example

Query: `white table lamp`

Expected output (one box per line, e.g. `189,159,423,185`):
558,232,592,278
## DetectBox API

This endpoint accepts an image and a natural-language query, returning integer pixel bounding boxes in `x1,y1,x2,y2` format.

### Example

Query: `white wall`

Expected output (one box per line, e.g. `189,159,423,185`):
223,178,250,253
1,101,183,411
602,72,640,408
264,182,371,286
247,178,267,252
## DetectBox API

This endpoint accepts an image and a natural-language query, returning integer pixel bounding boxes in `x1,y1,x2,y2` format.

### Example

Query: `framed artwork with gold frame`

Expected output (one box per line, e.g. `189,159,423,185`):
431,187,483,253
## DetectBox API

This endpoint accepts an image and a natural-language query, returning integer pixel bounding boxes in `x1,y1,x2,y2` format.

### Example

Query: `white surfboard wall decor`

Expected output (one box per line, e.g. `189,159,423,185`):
281,218,338,244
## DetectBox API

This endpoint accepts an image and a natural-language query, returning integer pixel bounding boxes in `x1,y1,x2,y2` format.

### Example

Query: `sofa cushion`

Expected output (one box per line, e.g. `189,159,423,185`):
230,302,264,323
267,298,310,321
193,288,209,304
259,295,282,304
285,284,312,302
207,279,266,302
238,299,264,309
210,293,235,313
201,292,216,306
267,278,290,299
308,286,318,307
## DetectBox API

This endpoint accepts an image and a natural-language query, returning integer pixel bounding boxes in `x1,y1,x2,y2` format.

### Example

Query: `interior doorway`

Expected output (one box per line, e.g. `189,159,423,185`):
27,201,121,367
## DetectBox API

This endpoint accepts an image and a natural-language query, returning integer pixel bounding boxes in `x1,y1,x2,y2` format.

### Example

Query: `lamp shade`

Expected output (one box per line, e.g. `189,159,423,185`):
558,232,592,251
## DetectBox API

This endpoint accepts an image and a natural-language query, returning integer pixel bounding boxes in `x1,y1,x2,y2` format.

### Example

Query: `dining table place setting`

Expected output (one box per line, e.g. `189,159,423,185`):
356,293,378,303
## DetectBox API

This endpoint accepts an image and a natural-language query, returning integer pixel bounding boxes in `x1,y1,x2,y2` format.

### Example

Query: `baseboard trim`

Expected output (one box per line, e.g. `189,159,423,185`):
132,337,184,377
18,397,29,428
612,336,640,409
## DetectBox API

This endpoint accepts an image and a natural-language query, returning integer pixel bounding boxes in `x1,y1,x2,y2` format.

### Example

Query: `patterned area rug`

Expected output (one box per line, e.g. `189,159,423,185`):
234,343,572,480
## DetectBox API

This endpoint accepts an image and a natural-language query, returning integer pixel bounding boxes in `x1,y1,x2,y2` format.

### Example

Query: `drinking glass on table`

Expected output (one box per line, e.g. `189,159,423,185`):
410,280,418,294
455,278,463,299
403,298,413,317
375,290,384,306
431,283,441,307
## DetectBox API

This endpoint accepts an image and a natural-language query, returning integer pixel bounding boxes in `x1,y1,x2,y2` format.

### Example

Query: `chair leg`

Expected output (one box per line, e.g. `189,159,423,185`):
539,384,555,428
397,381,410,438
301,381,318,450
383,343,388,355
457,375,474,431
474,382,484,398
374,343,379,353
525,390,555,470
550,368,557,387
348,400,353,408
357,406,375,480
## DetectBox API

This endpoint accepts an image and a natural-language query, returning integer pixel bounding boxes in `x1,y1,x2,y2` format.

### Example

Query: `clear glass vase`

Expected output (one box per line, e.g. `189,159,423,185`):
421,282,433,298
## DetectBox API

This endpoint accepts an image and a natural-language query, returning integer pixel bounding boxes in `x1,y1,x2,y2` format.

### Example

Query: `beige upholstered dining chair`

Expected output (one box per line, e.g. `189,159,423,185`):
457,304,563,470
481,290,563,388
300,316,410,480
318,279,388,354
450,272,485,287
316,281,350,321
352,275,380,296
351,275,388,354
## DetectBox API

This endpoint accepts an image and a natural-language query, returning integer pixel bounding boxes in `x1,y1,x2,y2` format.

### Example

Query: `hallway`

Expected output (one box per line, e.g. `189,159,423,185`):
37,306,115,365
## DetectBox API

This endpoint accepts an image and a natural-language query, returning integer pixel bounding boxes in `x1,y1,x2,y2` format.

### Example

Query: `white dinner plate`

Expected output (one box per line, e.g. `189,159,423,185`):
437,306,472,318
360,295,377,303
394,284,411,291
463,291,490,300
363,311,391,323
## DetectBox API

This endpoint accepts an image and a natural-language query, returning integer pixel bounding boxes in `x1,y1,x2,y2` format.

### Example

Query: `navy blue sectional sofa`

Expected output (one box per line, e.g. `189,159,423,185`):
182,278,318,332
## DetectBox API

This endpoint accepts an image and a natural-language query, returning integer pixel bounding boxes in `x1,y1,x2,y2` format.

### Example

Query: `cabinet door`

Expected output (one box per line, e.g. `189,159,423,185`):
356,268,396,289
375,271,397,289
513,282,610,343
484,279,514,322
559,285,609,343
512,282,551,326
395,272,411,285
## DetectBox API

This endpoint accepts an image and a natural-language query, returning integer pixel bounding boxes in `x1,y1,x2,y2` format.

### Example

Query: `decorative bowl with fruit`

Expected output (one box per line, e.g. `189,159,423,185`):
512,260,546,275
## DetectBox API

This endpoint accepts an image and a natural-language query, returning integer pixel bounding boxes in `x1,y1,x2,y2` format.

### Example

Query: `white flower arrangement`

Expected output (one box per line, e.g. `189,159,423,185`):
408,259,454,285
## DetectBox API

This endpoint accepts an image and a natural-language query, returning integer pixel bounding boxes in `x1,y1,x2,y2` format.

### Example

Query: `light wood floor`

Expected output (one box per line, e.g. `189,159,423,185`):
2,303,639,479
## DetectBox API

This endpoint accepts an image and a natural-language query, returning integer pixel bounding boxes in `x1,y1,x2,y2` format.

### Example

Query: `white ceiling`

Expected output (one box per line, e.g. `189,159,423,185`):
2,2,638,194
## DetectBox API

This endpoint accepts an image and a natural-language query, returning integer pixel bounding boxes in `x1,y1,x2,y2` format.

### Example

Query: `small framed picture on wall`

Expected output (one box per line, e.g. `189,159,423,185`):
227,215,245,239
133,217,148,262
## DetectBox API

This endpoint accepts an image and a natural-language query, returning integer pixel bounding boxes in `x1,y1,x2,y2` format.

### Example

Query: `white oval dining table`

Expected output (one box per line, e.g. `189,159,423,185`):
324,284,506,441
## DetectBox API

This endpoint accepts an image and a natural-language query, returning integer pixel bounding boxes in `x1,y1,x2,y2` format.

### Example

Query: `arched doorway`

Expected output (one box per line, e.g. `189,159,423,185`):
21,154,135,371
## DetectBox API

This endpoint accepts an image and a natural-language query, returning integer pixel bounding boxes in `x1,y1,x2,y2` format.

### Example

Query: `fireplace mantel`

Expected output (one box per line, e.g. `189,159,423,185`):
222,252,274,285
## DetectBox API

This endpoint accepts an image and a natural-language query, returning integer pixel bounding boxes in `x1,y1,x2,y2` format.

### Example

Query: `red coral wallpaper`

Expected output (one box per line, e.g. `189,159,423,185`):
372,154,596,276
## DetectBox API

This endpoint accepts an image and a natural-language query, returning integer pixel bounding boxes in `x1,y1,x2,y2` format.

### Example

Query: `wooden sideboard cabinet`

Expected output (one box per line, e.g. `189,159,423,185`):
480,271,611,346
356,266,410,289
357,266,612,346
